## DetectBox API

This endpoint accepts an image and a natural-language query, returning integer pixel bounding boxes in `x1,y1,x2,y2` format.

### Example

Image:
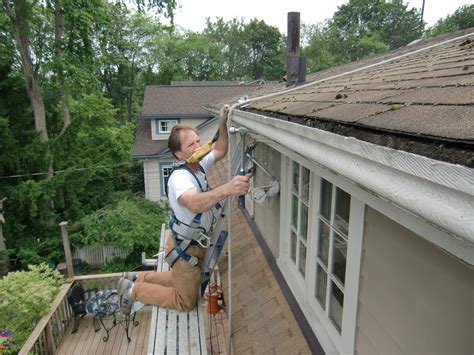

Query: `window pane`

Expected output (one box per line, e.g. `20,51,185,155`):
292,162,299,193
290,231,297,263
291,194,298,229
329,283,344,332
335,188,351,236
317,220,330,266
320,179,332,220
298,241,306,277
301,167,310,202
300,202,308,241
333,233,347,285
315,264,327,309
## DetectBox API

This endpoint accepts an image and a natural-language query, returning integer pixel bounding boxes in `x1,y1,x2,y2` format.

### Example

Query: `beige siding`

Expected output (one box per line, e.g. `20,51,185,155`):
356,207,473,355
144,160,162,201
253,144,281,258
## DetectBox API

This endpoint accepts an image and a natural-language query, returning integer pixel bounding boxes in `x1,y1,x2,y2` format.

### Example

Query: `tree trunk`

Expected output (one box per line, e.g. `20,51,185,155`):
5,0,49,142
55,0,71,132
0,198,10,275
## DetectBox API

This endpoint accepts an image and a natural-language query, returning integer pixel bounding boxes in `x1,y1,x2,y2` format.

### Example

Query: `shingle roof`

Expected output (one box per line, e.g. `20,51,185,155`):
141,85,258,117
243,28,474,166
134,84,259,158
132,113,168,158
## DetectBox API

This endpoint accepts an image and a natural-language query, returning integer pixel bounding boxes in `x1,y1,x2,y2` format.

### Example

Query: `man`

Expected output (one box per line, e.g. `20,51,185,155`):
118,105,251,314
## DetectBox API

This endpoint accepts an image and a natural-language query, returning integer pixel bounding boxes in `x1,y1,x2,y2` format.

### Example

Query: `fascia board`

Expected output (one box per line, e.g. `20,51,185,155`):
231,109,474,264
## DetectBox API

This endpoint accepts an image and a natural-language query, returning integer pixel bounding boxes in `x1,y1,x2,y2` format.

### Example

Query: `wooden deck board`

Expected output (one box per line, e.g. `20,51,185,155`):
56,306,152,355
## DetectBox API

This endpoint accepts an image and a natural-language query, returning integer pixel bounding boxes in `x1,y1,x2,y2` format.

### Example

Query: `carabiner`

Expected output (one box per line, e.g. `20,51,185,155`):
196,233,211,248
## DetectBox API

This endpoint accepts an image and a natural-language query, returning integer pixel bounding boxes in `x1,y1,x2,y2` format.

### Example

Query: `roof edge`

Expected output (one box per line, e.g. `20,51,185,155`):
231,109,474,264
143,113,213,120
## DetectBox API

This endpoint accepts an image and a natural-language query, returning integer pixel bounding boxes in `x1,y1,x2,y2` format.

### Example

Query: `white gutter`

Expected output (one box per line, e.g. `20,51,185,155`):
231,110,474,264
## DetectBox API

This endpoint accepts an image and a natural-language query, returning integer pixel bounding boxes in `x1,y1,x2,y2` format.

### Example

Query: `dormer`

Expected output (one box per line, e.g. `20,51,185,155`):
145,114,214,140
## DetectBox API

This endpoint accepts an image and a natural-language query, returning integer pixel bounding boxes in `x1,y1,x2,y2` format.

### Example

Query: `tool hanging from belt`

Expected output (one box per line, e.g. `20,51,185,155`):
165,163,214,267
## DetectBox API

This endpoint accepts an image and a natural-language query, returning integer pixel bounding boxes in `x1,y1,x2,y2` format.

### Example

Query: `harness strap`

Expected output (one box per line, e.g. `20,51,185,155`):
167,163,210,265
165,238,198,267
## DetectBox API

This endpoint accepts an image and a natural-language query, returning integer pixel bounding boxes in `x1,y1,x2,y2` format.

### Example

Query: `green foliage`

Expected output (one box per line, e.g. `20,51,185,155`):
324,0,422,62
100,252,142,273
203,18,285,81
0,264,62,351
425,5,474,37
70,192,167,256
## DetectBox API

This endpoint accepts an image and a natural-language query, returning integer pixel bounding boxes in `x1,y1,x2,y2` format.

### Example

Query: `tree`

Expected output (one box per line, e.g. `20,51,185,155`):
203,18,285,81
329,0,422,61
204,17,248,80
70,192,167,259
0,1,174,269
302,23,347,73
425,5,474,37
0,264,62,350
2,0,48,142
244,19,285,80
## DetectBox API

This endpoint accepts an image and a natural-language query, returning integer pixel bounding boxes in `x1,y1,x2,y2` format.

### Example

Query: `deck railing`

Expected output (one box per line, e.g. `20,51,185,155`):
19,273,122,355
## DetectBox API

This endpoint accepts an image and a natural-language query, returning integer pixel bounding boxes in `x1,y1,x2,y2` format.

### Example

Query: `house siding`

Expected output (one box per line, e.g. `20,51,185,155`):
356,206,473,355
144,160,162,201
252,144,281,258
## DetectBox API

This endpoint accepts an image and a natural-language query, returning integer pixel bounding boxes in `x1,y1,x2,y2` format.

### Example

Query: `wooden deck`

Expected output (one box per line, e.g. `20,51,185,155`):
56,306,152,355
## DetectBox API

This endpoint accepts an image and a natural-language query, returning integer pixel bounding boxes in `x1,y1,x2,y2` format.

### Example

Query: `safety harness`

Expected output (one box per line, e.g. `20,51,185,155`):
165,164,216,267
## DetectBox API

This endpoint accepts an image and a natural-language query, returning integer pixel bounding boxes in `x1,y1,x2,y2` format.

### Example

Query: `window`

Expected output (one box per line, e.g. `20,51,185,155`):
156,120,177,134
161,164,174,196
314,178,351,332
282,156,364,353
289,161,310,278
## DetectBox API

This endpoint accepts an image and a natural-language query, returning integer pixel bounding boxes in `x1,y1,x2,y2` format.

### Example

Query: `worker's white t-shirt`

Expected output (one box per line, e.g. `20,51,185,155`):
167,152,216,233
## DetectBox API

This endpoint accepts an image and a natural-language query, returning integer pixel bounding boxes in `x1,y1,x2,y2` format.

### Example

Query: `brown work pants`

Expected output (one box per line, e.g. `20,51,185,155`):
131,233,205,312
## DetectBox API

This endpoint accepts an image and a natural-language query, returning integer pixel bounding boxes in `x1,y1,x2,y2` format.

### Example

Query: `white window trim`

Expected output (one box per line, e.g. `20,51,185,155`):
157,119,178,134
160,163,174,197
278,154,365,354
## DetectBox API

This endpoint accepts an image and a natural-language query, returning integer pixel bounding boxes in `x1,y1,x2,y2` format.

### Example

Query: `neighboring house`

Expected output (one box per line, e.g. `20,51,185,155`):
217,28,473,354
133,82,259,201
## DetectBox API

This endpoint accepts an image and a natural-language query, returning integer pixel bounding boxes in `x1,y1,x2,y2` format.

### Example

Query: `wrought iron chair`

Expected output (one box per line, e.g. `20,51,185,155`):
67,282,99,334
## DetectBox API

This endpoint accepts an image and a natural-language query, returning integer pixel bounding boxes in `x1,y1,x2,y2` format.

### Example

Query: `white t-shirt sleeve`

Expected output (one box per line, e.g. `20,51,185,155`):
169,170,197,201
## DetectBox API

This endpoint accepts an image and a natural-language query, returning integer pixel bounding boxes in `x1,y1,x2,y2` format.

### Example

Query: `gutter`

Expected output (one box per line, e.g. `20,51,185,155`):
231,109,474,265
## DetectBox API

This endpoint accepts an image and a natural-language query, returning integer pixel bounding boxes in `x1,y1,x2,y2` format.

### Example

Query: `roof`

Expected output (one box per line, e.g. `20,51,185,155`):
243,28,474,167
141,85,258,117
134,84,260,158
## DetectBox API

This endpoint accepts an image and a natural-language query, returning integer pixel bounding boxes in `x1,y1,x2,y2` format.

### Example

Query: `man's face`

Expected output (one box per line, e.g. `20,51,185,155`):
175,129,201,161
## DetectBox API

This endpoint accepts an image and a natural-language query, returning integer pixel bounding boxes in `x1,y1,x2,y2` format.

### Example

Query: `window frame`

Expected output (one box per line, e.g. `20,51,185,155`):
278,154,364,354
160,163,174,197
288,161,311,280
156,119,178,134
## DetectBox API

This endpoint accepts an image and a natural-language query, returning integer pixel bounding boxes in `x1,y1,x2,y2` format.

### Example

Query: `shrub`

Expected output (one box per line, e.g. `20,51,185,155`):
0,264,62,352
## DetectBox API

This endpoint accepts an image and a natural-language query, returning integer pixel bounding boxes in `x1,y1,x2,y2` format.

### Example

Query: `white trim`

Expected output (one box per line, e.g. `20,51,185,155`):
158,119,178,134
232,111,474,265
279,155,366,354
340,198,364,354
280,156,307,294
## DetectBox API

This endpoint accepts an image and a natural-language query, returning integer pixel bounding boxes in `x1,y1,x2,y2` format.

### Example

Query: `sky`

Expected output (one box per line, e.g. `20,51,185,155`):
171,0,473,34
